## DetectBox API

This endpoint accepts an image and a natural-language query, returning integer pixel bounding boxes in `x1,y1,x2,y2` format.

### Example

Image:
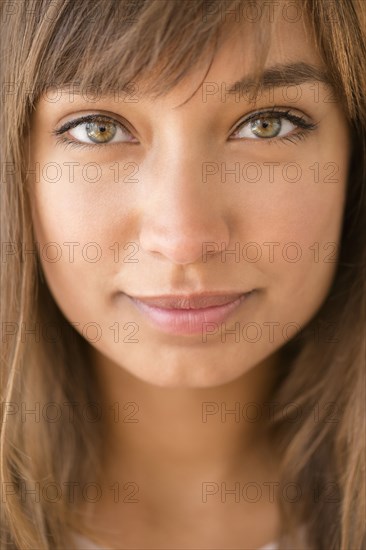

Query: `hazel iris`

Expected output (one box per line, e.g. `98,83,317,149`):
251,117,281,138
85,118,117,143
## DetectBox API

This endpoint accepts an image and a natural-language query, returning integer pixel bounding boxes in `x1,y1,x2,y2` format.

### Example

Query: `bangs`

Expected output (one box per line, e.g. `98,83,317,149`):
6,0,365,127
20,0,272,105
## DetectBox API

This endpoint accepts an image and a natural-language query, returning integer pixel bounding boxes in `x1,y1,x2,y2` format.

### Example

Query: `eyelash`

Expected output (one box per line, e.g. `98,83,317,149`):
51,108,318,151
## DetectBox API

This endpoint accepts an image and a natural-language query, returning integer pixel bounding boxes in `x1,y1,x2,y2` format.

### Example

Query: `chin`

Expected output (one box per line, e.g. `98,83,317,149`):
89,334,276,390
114,353,256,389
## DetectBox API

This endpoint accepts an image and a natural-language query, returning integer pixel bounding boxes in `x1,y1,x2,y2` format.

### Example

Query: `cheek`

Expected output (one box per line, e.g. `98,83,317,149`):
29,153,138,323
232,152,349,325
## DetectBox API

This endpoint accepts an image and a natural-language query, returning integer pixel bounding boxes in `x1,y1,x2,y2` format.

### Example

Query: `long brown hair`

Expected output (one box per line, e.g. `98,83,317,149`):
1,1,365,548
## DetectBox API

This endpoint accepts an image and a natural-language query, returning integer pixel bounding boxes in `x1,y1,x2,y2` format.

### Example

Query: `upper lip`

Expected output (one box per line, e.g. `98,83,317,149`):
127,291,251,310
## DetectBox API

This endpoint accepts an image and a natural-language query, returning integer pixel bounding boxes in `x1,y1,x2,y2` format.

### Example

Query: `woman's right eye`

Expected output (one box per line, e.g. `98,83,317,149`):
53,115,138,147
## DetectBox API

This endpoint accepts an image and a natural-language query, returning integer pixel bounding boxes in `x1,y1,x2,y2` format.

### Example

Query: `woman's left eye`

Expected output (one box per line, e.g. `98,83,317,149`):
229,110,317,143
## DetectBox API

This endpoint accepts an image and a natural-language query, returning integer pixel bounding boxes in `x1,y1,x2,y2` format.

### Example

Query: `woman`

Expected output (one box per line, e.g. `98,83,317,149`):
1,0,365,548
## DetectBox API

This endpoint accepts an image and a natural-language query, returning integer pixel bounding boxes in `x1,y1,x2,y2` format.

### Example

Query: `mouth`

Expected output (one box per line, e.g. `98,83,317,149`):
125,291,255,336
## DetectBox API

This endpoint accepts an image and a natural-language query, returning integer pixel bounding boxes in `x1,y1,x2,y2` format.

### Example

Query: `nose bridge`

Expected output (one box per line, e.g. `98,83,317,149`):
138,128,230,265
150,107,218,194
156,132,206,198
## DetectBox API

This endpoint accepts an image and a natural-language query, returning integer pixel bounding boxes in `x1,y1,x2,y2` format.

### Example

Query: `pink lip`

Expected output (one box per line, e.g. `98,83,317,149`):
126,291,253,335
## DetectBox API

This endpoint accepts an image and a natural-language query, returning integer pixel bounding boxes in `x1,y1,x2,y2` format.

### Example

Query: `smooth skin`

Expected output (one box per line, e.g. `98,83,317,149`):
28,5,350,549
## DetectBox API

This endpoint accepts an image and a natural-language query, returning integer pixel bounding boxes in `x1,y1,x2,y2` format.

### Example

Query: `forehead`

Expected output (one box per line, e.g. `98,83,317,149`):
35,3,325,113
131,10,323,108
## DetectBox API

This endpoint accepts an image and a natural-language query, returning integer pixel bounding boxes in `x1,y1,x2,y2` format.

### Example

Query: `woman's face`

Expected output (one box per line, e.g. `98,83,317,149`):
28,10,351,388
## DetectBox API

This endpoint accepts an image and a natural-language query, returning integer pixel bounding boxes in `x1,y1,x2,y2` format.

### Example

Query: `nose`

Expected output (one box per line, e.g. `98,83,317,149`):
138,149,230,265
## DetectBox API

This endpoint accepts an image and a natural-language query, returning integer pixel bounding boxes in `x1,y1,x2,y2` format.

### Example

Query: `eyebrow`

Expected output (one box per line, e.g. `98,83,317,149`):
227,62,331,94
47,62,331,105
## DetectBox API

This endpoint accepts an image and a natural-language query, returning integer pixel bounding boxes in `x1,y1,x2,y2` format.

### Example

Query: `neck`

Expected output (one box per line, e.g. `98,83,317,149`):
90,350,282,487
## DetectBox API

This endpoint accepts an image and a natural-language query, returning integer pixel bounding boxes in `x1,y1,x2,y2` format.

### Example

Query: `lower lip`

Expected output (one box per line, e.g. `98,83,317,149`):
127,293,253,336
